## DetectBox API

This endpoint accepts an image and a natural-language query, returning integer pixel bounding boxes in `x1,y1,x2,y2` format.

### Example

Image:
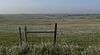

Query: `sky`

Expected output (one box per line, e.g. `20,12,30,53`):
0,0,100,14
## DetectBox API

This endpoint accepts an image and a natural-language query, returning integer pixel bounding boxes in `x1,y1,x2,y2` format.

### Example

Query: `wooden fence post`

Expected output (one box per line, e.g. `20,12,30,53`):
54,23,57,45
18,27,22,45
25,26,28,42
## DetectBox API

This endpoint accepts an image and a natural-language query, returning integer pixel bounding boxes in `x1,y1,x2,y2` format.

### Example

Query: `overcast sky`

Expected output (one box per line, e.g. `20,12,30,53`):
0,0,100,14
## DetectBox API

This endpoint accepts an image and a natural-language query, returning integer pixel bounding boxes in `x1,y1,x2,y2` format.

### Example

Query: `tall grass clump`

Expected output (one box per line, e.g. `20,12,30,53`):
0,42,100,55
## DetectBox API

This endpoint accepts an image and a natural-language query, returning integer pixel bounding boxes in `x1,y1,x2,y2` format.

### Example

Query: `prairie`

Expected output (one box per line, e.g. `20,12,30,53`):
0,14,100,55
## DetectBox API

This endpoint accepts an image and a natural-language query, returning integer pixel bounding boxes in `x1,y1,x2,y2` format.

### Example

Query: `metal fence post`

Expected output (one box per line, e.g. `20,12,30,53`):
54,23,57,45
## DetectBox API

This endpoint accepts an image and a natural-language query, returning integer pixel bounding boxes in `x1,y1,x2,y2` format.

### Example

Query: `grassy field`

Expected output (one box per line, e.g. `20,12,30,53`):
0,15,100,55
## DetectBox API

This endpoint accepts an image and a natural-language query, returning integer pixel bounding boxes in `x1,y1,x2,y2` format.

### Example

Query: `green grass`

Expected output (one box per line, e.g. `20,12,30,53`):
0,32,100,47
0,17,100,55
